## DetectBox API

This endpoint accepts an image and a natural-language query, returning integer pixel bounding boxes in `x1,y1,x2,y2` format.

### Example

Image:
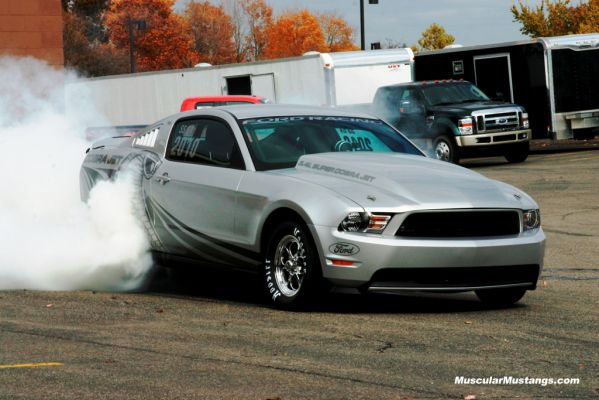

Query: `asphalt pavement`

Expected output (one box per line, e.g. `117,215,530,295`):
1,149,598,399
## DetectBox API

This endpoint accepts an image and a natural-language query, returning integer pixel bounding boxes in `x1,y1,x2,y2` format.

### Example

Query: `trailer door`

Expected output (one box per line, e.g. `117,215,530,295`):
473,53,514,103
251,73,276,102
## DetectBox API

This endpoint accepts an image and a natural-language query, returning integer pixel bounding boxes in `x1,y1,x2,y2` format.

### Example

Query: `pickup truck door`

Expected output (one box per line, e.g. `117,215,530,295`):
148,117,246,266
395,88,429,138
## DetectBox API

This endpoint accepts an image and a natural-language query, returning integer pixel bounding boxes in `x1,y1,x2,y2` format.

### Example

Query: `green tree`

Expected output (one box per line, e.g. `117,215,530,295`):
417,23,455,51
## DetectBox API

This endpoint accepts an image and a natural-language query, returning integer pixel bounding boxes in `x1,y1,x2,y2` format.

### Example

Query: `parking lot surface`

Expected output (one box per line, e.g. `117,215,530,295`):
1,150,598,399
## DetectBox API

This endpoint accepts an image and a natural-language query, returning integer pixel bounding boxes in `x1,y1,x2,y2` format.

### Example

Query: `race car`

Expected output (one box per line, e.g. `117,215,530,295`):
80,104,545,309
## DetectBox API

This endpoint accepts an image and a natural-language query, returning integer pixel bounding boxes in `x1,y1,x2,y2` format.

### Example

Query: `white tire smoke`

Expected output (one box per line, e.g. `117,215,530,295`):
0,56,152,291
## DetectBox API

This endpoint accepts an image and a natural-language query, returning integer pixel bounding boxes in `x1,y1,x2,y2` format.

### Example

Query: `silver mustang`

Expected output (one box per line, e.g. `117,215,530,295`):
80,105,545,308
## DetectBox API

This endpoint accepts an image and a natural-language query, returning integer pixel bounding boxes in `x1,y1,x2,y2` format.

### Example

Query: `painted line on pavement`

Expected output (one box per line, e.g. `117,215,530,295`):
0,362,64,369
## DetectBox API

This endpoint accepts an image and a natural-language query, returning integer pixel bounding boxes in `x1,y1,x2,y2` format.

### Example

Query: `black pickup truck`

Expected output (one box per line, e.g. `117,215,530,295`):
372,80,531,163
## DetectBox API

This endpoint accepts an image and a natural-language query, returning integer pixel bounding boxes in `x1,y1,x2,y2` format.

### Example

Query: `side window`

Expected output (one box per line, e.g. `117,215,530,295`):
399,89,424,114
167,118,244,169
195,101,215,109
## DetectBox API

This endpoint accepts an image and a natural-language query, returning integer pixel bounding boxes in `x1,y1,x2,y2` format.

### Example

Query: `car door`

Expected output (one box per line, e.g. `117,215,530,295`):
148,116,246,265
396,87,428,137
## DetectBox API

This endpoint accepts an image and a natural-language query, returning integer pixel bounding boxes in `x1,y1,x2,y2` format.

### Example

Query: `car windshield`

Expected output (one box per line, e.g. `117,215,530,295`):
421,82,489,106
239,115,423,170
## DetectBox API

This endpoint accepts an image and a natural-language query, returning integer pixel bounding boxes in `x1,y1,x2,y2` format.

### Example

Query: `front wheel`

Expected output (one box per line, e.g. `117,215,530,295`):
504,142,530,163
433,135,459,164
475,287,527,307
263,221,323,309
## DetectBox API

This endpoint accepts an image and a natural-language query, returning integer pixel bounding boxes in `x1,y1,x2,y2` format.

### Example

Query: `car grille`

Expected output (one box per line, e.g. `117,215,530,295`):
396,210,520,238
476,111,520,133
368,265,540,290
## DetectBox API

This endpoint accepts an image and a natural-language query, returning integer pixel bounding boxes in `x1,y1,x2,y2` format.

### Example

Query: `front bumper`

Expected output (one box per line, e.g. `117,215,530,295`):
312,225,545,291
455,129,531,147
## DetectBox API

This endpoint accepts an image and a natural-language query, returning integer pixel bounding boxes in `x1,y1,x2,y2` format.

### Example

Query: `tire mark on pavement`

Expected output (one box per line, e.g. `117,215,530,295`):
543,228,594,238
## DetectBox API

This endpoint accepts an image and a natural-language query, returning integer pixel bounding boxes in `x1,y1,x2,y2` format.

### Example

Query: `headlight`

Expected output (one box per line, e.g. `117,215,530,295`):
339,212,369,232
458,117,473,135
521,112,529,129
523,209,540,231
338,212,391,234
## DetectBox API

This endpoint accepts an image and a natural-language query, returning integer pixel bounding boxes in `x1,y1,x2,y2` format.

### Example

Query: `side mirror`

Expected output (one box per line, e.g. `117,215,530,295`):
399,100,424,115
492,92,505,102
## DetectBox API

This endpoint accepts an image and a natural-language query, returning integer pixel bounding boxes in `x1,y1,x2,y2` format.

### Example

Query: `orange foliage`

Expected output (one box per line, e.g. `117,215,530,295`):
185,1,237,65
512,0,599,37
264,9,327,59
105,0,194,72
318,12,359,52
242,0,273,61
64,12,128,76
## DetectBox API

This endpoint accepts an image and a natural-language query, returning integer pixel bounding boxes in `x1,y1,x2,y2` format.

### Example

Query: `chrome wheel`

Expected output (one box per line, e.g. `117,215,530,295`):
435,140,451,161
273,234,307,297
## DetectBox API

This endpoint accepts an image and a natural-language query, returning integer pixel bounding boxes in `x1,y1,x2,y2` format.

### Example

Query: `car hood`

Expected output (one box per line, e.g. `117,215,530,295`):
431,101,521,114
274,153,536,210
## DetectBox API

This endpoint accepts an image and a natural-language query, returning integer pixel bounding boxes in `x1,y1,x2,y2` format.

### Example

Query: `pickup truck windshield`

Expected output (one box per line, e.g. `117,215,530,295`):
421,82,489,106
240,116,423,170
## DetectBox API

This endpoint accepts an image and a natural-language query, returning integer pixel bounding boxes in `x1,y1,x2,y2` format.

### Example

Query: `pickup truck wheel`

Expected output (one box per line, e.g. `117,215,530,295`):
433,135,459,164
504,142,529,163
263,221,323,309
475,287,527,307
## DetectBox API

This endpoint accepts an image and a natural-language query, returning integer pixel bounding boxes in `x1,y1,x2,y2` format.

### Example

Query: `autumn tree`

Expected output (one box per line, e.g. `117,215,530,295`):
243,0,273,61
417,23,455,51
63,12,129,76
62,0,109,42
578,0,599,33
317,11,359,52
222,0,249,62
62,0,128,76
264,9,327,59
185,1,237,65
512,0,599,37
105,0,194,72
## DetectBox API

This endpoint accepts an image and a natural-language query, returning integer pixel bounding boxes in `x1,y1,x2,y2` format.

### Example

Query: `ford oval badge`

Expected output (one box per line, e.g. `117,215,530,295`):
329,242,360,255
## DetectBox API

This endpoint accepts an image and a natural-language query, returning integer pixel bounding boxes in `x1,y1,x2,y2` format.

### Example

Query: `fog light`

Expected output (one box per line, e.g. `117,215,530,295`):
330,259,355,267
523,209,540,230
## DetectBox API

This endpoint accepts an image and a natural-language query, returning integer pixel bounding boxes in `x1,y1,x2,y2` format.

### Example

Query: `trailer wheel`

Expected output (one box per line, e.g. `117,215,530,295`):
504,142,529,163
433,135,459,164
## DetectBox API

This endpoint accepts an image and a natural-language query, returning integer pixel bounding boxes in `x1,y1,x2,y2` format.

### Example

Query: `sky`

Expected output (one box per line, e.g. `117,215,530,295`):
176,0,550,47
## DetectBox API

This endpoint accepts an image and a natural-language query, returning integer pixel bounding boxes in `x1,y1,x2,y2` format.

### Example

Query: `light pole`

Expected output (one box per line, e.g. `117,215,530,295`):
360,0,378,51
128,19,146,73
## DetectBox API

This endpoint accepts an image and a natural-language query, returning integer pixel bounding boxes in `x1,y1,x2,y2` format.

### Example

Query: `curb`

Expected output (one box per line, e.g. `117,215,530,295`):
529,139,599,154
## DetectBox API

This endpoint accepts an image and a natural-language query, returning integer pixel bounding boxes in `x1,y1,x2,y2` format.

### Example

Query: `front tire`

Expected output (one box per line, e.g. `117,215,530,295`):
475,287,527,307
504,142,530,163
433,135,459,164
263,221,323,309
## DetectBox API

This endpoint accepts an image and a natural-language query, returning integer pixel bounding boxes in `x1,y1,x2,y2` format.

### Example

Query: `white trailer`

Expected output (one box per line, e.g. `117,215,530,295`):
67,49,414,126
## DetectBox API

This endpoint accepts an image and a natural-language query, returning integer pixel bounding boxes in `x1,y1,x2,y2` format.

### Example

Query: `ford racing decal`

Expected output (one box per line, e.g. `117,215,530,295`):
243,116,384,125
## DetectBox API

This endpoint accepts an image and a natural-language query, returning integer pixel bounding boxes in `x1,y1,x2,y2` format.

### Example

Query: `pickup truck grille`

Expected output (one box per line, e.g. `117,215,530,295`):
477,111,520,133
396,210,520,238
